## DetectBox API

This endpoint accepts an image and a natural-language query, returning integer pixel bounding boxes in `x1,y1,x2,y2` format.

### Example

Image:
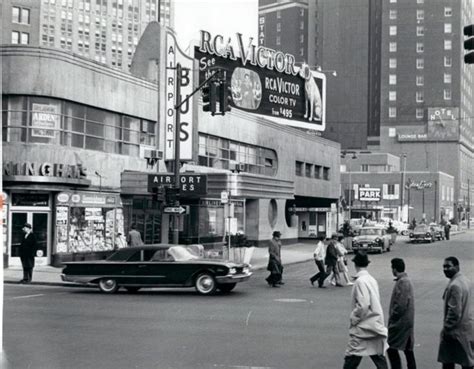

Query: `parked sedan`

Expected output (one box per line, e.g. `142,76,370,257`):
352,227,391,253
409,224,436,243
61,245,252,295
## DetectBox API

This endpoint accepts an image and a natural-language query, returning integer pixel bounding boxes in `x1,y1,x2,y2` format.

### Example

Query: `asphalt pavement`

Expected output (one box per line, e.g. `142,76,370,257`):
2,231,465,286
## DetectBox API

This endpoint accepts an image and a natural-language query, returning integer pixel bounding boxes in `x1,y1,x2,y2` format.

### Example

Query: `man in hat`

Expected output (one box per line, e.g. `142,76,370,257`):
265,231,283,287
343,252,388,369
437,256,474,369
19,223,38,283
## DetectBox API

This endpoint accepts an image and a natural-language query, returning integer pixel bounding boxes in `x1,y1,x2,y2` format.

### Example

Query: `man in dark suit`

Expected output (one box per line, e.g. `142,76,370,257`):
20,223,37,283
265,231,283,287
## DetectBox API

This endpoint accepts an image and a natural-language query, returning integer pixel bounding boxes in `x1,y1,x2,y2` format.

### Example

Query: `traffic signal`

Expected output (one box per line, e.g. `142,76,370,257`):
218,81,232,115
202,82,217,115
165,186,180,206
464,24,474,64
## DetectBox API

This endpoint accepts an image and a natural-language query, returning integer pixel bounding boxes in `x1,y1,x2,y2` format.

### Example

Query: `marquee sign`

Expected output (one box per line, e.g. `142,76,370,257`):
196,30,326,131
359,188,381,202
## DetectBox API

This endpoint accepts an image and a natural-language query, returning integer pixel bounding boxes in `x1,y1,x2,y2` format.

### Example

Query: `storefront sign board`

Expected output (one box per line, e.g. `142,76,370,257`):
147,174,207,195
359,188,381,202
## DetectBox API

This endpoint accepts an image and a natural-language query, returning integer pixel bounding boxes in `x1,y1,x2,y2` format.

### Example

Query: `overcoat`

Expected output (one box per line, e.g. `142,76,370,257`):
266,238,283,275
438,272,474,366
19,232,37,269
388,272,415,350
346,270,388,356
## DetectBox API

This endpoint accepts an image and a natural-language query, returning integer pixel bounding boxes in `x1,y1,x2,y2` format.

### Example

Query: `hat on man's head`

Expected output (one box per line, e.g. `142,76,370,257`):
352,251,370,267
331,233,338,239
23,223,32,229
272,231,282,238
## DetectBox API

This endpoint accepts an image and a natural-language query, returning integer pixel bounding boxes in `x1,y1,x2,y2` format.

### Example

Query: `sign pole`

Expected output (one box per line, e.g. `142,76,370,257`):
172,63,182,245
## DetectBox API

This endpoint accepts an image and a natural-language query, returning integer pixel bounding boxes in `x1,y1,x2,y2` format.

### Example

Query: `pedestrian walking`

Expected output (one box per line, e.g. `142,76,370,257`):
309,236,327,288
265,231,283,287
343,252,388,369
19,223,37,283
387,258,417,369
335,235,353,286
325,234,343,287
127,223,143,247
444,222,451,241
437,256,474,369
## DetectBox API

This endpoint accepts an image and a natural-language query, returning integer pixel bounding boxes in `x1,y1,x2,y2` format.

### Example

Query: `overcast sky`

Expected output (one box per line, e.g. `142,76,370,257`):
173,0,258,53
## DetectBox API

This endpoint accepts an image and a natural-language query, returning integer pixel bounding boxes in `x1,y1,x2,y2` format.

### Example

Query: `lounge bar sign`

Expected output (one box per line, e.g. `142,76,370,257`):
196,30,326,131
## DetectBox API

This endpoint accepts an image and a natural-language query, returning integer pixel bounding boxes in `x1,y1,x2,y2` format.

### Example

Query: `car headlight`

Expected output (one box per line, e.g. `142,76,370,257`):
375,238,381,243
228,267,237,275
243,266,250,274
426,232,431,237
409,233,414,238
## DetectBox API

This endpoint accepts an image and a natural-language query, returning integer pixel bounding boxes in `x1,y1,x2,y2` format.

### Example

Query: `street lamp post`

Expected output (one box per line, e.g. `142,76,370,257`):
400,153,407,222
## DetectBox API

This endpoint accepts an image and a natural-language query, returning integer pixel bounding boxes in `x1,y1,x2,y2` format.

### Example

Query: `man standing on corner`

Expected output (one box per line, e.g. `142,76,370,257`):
265,231,283,287
387,258,417,369
438,256,474,369
343,252,388,369
19,223,37,283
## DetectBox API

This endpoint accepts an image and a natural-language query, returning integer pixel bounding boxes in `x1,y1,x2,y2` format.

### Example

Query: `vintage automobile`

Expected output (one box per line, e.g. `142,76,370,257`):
61,245,252,295
409,224,436,243
429,223,446,241
351,226,391,253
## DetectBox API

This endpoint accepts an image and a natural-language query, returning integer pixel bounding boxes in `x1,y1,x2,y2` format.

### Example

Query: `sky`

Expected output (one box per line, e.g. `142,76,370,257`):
173,0,258,54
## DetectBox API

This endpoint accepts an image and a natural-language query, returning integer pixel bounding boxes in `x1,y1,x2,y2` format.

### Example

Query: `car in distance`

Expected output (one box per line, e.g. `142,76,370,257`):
61,245,252,295
352,226,391,253
429,223,446,241
409,224,436,243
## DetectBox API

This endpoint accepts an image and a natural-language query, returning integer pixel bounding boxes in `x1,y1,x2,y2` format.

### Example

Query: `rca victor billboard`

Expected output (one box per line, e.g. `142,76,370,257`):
195,30,326,131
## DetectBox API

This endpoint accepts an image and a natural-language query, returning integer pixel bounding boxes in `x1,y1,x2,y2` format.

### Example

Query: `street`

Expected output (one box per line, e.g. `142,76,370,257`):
3,231,474,369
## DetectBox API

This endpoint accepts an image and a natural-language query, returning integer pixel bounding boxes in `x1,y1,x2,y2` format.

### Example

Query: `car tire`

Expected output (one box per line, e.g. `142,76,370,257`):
98,278,119,294
218,283,237,293
125,287,141,293
195,273,217,295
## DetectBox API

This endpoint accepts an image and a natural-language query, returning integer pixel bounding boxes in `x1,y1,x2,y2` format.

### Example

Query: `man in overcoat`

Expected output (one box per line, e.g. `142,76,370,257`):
387,258,417,369
265,231,283,287
343,252,388,369
438,256,474,369
19,223,37,283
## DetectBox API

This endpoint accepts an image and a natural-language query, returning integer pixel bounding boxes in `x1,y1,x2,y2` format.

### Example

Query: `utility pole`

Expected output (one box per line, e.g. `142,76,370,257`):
400,153,407,222
468,178,471,229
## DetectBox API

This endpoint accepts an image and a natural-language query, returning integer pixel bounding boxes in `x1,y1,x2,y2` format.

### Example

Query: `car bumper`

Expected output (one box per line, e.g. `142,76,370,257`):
61,274,97,284
410,236,432,241
216,272,252,284
352,243,382,252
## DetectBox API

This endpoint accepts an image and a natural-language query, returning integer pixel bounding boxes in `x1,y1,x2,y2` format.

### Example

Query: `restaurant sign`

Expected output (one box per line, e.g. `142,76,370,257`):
196,30,326,131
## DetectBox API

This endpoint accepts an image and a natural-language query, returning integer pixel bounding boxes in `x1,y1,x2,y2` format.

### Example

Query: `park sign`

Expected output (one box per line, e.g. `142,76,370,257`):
196,30,326,131
359,188,381,202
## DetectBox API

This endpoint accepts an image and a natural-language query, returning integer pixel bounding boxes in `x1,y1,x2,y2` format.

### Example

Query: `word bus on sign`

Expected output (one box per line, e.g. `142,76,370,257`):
359,188,381,202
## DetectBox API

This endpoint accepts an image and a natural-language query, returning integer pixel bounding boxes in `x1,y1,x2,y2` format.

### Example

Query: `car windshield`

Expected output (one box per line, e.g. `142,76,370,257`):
166,246,199,261
359,228,382,236
414,225,429,232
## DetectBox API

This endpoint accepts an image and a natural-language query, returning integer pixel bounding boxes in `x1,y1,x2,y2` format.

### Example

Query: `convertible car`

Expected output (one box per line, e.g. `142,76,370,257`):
61,245,252,295
352,226,391,253
409,224,436,243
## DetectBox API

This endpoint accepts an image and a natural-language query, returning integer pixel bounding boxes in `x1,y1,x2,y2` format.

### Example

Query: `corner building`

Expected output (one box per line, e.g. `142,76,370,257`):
1,45,340,266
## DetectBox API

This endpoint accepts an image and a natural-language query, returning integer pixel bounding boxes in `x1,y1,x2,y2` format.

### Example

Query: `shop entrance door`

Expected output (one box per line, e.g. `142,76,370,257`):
11,212,49,266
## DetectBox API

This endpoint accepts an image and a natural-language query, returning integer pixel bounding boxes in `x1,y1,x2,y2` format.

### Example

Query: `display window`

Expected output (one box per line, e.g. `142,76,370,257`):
55,191,124,254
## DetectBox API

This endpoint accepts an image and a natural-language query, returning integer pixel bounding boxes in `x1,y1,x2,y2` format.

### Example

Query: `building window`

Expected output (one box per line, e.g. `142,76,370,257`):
444,73,452,83
314,165,321,179
389,107,397,118
295,161,303,176
444,7,452,16
323,167,330,180
390,0,397,3
276,23,281,32
389,58,397,68
444,23,452,33
12,7,30,24
416,43,424,53
389,10,397,19
417,0,424,3
416,75,424,86
11,31,20,44
389,26,397,36
416,108,424,119
416,91,424,103
300,34,304,43
389,91,397,101
300,21,304,30
276,36,280,45
444,89,452,100
416,26,424,36
20,33,30,45
444,39,452,50
444,56,452,67
389,42,397,52
389,74,397,85
416,58,424,69
305,163,312,177
276,10,281,19
416,10,424,20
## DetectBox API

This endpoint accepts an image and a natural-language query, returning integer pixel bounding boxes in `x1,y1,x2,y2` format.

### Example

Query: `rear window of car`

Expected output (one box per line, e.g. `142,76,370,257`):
107,249,138,261
414,225,428,231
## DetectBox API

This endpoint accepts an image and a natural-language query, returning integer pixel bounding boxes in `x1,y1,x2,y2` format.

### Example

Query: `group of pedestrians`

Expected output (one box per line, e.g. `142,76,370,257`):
266,231,473,369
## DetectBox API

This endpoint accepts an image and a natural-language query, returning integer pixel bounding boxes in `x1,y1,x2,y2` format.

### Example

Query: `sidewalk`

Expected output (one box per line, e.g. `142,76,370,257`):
2,242,316,287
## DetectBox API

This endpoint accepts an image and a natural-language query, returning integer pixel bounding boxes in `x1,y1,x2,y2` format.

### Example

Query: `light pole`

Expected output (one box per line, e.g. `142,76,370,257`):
341,151,357,220
400,153,407,222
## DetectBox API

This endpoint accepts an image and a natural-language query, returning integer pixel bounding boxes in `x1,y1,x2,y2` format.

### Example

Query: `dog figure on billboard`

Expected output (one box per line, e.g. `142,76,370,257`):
299,64,322,121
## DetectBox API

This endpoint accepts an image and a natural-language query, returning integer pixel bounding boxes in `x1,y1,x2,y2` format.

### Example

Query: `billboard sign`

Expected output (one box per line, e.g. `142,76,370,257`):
359,188,381,202
31,104,59,138
196,30,326,131
165,31,194,161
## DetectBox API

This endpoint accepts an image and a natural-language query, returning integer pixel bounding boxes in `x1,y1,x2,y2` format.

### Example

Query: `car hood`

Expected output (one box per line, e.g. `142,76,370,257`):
354,235,380,241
